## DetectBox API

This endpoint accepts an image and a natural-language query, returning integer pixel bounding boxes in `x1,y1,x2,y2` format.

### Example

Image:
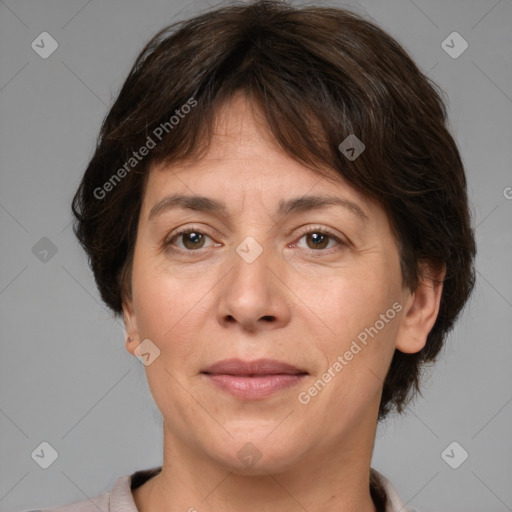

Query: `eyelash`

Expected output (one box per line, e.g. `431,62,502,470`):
165,224,346,255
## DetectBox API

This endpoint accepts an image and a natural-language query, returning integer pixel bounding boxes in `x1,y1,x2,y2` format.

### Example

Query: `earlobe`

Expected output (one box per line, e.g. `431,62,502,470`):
395,262,446,354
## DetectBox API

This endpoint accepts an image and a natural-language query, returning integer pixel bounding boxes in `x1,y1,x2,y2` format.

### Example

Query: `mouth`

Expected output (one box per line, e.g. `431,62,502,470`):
201,358,308,400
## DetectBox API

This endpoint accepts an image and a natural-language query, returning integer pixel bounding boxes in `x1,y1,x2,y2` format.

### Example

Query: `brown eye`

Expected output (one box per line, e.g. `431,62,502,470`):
305,232,330,250
179,231,205,250
166,229,215,251
291,227,344,254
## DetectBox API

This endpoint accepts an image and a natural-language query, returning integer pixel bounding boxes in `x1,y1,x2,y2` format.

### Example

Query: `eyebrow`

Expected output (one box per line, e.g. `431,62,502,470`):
148,193,368,222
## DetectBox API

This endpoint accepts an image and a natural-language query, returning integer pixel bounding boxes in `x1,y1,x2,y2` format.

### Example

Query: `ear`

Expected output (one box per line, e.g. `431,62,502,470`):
122,297,140,356
395,261,446,354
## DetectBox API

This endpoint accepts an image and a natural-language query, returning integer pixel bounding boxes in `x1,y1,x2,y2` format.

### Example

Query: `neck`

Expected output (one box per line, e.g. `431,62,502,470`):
133,417,380,512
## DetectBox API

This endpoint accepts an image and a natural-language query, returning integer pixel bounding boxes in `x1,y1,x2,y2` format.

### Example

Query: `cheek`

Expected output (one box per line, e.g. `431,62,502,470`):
131,264,212,419
297,259,402,344
131,251,229,372
299,259,403,400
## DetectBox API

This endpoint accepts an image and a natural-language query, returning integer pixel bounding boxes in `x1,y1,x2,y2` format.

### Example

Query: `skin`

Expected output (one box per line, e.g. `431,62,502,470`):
123,92,445,512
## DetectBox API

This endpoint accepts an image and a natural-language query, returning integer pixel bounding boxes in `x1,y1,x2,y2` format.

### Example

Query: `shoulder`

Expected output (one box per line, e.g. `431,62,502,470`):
27,491,110,512
371,468,421,512
27,474,134,512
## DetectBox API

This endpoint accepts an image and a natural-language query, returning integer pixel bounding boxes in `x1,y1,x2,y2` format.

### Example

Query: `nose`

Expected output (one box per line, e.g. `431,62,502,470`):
216,240,291,333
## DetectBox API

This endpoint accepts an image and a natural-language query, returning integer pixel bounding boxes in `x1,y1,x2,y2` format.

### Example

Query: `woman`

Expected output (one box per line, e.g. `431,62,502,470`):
39,1,475,510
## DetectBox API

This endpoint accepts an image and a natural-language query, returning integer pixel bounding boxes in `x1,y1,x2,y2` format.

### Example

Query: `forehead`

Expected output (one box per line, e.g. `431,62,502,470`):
152,95,328,179
141,92,380,222
165,92,314,172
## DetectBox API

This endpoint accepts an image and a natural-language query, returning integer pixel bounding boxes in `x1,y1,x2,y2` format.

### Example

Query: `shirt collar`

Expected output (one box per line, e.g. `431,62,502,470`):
108,466,410,512
371,468,411,512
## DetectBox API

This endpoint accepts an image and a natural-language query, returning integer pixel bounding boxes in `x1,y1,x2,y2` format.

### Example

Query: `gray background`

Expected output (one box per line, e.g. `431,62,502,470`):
0,0,510,511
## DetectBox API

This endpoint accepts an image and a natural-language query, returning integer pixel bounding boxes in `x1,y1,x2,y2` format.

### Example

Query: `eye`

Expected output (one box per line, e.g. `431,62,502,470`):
165,225,346,254
292,227,344,252
165,227,216,251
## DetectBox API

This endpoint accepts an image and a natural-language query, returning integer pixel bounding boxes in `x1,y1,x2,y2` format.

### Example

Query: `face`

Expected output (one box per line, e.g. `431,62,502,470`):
123,93,431,474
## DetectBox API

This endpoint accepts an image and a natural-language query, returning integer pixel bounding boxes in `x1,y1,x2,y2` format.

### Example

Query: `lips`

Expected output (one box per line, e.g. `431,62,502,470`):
201,358,308,400
201,358,307,376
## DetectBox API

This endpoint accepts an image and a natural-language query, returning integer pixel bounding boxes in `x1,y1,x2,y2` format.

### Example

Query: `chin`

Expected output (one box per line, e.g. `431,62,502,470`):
206,434,306,475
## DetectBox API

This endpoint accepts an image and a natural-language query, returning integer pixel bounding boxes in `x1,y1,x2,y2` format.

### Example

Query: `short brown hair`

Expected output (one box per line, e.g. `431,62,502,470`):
72,0,476,419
